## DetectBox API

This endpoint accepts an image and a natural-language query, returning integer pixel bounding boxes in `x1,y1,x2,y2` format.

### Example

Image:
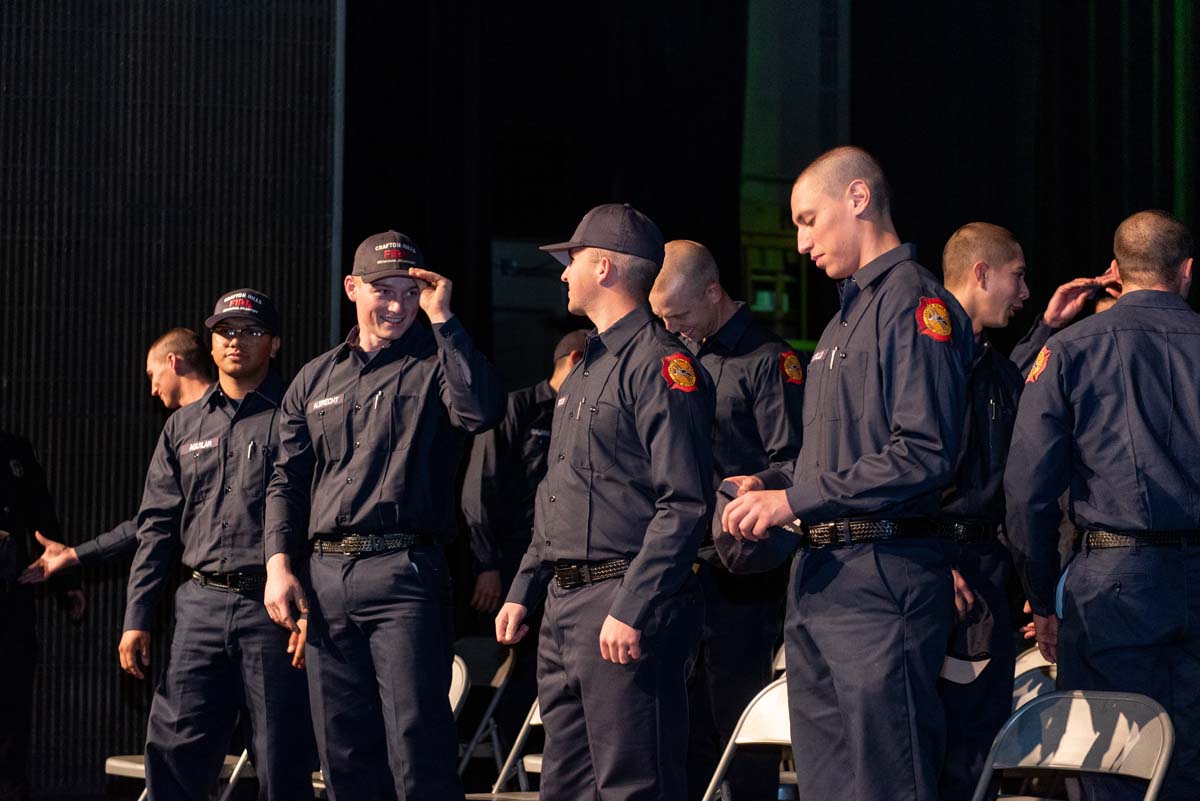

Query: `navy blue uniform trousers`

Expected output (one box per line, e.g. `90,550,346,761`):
784,541,952,801
304,546,463,801
686,563,782,801
536,575,702,801
144,580,314,801
938,540,1016,801
1059,545,1200,801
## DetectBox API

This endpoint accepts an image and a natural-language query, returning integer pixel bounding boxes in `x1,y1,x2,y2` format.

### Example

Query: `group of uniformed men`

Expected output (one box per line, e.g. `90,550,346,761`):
4,144,1198,801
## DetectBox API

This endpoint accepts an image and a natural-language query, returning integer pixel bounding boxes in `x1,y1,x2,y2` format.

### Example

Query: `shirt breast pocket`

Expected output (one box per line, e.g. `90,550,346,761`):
386,393,421,450
184,448,220,502
822,350,867,421
306,407,346,461
568,399,620,472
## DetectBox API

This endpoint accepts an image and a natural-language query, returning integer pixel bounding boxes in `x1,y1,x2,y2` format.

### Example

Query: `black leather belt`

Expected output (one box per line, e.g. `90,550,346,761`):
552,558,629,590
1081,529,1200,550
191,569,267,594
803,518,933,548
314,533,433,555
934,520,995,544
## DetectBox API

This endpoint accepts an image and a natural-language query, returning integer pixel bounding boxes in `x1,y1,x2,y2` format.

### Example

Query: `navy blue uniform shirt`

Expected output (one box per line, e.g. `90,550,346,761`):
265,317,504,557
1005,289,1200,616
1009,317,1057,377
461,380,556,572
0,432,76,596
124,374,286,631
940,335,1024,525
507,305,716,629
765,244,973,521
696,303,803,560
75,518,138,565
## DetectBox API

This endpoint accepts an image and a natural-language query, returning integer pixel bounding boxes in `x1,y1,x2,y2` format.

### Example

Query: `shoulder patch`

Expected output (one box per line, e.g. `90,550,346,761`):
915,296,953,342
1026,347,1051,384
661,352,699,393
779,351,804,385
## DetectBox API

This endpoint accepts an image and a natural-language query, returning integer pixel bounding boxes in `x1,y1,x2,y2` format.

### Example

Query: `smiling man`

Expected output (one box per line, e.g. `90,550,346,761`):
119,290,314,801
264,231,503,800
722,147,972,801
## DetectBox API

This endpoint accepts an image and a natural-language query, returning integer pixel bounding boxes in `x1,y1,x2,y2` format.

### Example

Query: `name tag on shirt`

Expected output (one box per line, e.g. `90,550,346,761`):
309,394,344,412
530,427,551,439
186,437,218,454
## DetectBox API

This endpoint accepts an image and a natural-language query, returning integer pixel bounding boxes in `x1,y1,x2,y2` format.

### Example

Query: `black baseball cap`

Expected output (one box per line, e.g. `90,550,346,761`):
540,203,665,267
353,230,426,282
711,481,800,574
205,288,280,333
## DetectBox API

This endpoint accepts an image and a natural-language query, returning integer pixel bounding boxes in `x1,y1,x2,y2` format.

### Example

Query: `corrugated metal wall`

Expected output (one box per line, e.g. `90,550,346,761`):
0,2,336,795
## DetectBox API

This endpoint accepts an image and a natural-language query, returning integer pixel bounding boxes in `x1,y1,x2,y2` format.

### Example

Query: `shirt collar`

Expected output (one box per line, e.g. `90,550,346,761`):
594,304,654,356
838,243,916,319
337,322,424,363
705,302,751,353
203,370,285,411
1112,288,1193,311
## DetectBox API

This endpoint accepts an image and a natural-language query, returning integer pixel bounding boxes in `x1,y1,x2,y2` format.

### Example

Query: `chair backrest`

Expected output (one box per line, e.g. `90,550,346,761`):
733,677,791,747
454,636,516,690
1014,645,1054,676
1012,665,1057,712
772,645,786,674
976,691,1173,801
449,655,470,719
489,699,542,794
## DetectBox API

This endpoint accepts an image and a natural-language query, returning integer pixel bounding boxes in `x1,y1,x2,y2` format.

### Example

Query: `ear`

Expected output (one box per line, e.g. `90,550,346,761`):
343,275,358,302
166,352,184,375
269,336,282,359
704,281,722,303
973,260,990,289
1109,258,1122,286
847,179,872,217
567,349,584,367
595,254,616,287
1180,257,1194,296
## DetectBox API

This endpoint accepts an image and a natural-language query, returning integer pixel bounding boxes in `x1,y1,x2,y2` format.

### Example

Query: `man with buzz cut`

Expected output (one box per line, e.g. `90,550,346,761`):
119,290,314,801
722,147,972,801
496,204,715,801
649,239,803,801
264,231,504,801
1007,209,1200,800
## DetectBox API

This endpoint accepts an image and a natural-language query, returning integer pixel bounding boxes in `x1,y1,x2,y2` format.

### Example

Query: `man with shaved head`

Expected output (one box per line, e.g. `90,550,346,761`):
722,146,972,801
21,328,215,583
650,240,803,801
1007,209,1200,800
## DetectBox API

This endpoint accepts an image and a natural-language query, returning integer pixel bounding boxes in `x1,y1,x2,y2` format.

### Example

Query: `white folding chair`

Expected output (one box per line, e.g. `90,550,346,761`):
105,749,255,801
772,644,786,676
313,654,473,797
455,637,517,775
970,690,1174,801
465,699,542,800
1012,645,1057,711
700,676,792,801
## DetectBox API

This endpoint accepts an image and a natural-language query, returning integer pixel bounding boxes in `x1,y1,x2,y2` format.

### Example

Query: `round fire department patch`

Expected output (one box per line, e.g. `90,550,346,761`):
916,297,953,342
779,351,804,385
662,352,699,392
1026,347,1051,384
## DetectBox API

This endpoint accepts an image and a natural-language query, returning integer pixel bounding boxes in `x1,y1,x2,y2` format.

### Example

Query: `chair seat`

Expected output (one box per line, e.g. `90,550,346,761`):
779,770,797,785
465,793,540,800
105,754,256,781
521,753,542,773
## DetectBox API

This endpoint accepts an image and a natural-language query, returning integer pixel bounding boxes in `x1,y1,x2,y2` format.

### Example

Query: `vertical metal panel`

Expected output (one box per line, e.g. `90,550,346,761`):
0,1,335,794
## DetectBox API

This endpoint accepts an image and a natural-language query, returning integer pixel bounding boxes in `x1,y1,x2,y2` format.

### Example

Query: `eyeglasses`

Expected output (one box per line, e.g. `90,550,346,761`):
212,327,270,340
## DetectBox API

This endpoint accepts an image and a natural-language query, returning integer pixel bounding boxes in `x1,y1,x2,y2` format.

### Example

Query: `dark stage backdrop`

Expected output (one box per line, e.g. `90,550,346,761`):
0,1,337,795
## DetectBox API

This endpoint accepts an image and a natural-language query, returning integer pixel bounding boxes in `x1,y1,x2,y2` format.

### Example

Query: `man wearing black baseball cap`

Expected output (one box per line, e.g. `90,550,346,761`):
496,204,715,801
264,231,504,800
119,289,316,801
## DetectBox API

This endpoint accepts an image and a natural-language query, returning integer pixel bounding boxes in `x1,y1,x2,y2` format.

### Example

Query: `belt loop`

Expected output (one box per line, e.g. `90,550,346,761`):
1080,530,1091,555
837,520,852,546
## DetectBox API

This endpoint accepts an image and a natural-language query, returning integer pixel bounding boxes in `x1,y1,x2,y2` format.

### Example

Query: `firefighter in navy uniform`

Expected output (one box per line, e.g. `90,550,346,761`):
118,290,314,801
1006,210,1200,800
461,328,587,741
0,432,83,801
263,232,504,801
496,204,715,801
936,222,1032,800
723,147,972,801
649,239,803,801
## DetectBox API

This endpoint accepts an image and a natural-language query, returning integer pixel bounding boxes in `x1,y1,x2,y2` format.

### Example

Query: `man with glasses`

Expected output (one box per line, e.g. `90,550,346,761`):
119,290,314,801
